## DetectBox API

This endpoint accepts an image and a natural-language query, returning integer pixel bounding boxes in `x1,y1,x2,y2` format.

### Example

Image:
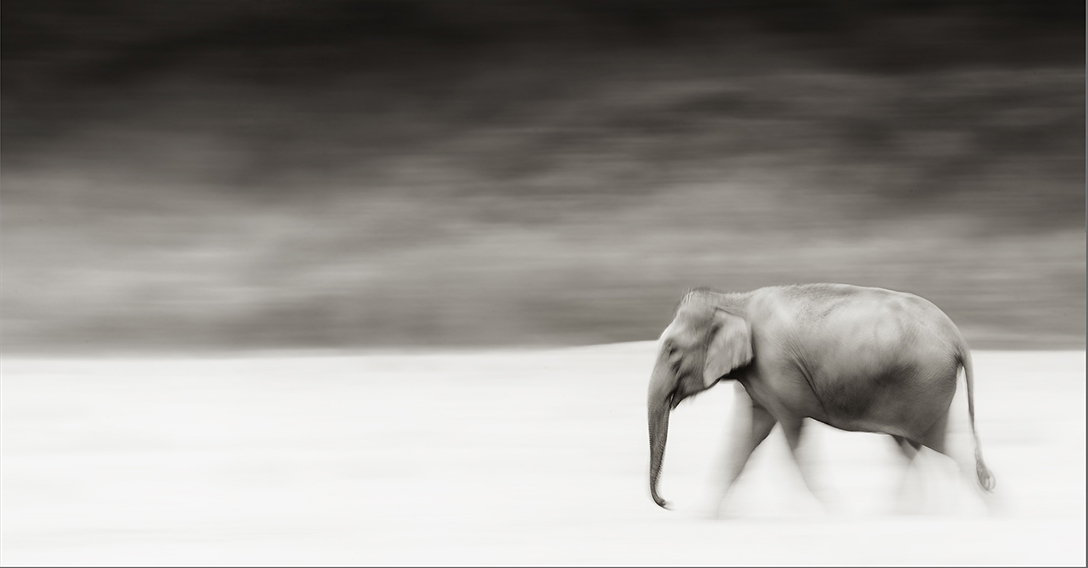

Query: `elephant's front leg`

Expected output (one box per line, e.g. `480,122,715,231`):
711,382,777,517
781,417,835,513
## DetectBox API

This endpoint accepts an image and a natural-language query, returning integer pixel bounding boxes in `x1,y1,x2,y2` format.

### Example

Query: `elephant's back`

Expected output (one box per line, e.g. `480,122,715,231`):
757,284,961,343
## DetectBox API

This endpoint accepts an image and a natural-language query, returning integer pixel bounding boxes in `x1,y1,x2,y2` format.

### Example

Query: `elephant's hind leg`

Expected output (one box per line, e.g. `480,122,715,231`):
893,434,922,457
917,409,997,513
917,409,950,455
891,434,924,514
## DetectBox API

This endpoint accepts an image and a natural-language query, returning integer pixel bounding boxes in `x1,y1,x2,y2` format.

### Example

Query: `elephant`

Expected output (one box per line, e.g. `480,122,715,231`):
647,283,995,511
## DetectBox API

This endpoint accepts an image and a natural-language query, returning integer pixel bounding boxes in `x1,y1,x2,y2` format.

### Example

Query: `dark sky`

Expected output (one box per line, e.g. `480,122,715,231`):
4,1,1083,146
2,1,1085,353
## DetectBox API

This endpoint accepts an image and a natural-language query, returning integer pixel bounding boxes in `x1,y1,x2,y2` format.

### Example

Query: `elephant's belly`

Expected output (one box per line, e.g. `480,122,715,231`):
745,357,957,439
812,414,914,437
770,361,958,438
810,381,956,438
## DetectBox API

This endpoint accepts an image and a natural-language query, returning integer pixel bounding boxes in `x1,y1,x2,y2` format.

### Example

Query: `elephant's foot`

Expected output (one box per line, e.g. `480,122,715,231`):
697,491,739,521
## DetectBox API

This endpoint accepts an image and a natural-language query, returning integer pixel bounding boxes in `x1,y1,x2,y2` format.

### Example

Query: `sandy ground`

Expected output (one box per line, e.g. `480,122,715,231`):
2,344,1084,566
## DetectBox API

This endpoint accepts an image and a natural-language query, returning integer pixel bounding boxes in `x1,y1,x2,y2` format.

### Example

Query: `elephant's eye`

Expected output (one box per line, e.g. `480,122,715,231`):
666,344,679,360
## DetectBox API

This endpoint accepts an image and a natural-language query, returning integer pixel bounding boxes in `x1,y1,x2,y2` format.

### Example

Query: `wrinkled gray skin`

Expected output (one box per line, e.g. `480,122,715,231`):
648,283,995,510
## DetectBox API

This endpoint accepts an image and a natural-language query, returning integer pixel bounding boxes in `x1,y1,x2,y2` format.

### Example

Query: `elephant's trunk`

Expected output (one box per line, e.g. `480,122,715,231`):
648,362,673,508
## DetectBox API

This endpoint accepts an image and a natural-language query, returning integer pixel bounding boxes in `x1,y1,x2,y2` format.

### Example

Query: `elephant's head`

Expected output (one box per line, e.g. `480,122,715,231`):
648,292,752,508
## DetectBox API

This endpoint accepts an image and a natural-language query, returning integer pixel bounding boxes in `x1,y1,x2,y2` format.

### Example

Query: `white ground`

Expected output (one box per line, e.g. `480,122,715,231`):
2,344,1084,566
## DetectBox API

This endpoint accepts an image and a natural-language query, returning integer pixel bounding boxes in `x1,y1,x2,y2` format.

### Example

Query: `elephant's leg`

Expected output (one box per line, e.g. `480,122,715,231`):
723,405,777,486
891,435,924,514
918,409,998,513
892,434,922,463
781,417,832,511
913,406,996,513
916,410,965,511
917,409,950,455
711,385,777,516
893,434,922,454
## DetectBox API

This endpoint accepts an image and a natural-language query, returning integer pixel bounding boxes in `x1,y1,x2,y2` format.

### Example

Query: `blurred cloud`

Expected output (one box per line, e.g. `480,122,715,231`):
2,1,1084,353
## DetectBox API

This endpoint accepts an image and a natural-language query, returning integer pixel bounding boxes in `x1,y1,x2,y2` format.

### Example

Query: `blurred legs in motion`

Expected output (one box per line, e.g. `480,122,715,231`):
891,434,924,514
781,417,836,514
893,411,1000,515
711,384,836,518
917,409,1002,515
710,383,776,517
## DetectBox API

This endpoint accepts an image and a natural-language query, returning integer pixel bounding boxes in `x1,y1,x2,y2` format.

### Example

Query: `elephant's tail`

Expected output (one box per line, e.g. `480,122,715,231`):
959,345,996,492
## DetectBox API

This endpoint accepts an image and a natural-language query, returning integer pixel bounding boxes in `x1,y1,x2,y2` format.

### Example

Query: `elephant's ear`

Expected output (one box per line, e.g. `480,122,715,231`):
703,309,752,388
